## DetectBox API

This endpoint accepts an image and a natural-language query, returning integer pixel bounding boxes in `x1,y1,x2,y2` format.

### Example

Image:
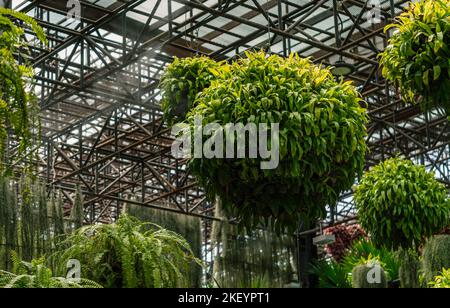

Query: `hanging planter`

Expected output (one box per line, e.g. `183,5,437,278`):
186,51,368,232
0,8,47,172
380,0,450,113
160,56,229,126
354,157,450,250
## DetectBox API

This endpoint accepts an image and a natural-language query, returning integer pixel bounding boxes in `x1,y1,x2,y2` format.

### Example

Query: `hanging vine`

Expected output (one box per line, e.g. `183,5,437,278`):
0,8,47,173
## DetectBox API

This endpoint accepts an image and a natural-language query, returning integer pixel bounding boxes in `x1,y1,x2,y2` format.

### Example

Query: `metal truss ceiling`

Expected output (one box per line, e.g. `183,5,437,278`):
9,0,448,225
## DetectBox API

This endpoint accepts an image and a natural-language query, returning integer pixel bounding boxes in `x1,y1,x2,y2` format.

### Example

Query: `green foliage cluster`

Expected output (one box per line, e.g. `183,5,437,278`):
422,235,450,283
0,252,101,288
342,239,400,282
0,8,47,171
309,260,352,288
354,157,450,250
428,268,450,288
54,214,202,288
351,261,388,289
127,203,202,287
160,56,227,125
187,51,368,231
380,0,450,113
310,239,400,288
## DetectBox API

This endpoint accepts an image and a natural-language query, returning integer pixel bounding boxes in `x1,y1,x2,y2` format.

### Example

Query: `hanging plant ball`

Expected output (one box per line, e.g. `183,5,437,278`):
354,157,450,250
186,51,368,232
160,56,228,126
380,0,450,113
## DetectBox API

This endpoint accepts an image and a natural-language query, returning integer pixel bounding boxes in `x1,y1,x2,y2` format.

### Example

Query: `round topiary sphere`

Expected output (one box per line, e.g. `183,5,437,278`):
160,56,227,125
187,51,368,231
354,157,450,250
380,0,450,113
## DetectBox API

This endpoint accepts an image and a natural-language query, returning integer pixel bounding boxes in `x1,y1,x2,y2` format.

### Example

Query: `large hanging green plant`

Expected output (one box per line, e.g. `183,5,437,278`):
53,214,202,288
0,8,47,171
379,0,450,113
160,56,228,125
354,157,450,250
187,51,368,231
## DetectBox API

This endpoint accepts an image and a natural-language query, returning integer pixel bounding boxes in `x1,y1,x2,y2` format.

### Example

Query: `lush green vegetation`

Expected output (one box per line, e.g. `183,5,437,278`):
54,215,202,288
354,157,450,250
160,56,228,125
428,268,450,288
0,253,101,288
380,0,450,113
0,8,47,172
187,51,368,232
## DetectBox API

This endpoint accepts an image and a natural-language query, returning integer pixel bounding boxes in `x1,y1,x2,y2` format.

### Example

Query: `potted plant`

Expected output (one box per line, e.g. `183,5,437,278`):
380,0,450,114
186,51,368,232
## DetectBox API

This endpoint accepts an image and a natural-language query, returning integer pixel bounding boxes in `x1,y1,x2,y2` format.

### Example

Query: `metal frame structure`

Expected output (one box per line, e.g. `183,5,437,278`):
10,0,449,227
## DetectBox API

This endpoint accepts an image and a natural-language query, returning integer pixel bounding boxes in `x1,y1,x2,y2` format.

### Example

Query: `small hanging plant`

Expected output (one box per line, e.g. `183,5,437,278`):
0,8,47,172
354,157,450,250
186,51,368,232
159,56,229,126
379,0,450,113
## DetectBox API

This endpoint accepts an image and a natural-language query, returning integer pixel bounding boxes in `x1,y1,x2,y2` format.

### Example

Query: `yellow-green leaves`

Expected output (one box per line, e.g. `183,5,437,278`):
354,157,450,250
160,56,229,126
0,9,46,173
187,51,368,232
379,0,450,114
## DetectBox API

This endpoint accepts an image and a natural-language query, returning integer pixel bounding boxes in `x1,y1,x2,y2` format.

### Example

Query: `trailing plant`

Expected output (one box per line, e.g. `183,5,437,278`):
309,259,352,288
351,258,388,288
187,51,368,232
160,56,228,125
211,199,297,288
380,0,450,113
398,249,420,288
0,8,47,172
428,268,450,288
0,252,101,288
324,224,366,262
354,157,450,250
70,186,84,230
422,235,450,283
54,214,202,288
342,239,400,281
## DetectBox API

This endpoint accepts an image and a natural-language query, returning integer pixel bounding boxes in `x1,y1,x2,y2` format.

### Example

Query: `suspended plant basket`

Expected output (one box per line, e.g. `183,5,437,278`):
380,0,450,114
186,51,368,232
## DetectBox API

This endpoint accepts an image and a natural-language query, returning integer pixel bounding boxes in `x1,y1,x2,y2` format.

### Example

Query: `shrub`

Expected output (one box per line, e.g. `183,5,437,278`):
343,239,400,281
324,224,366,262
160,56,227,125
422,235,450,283
428,268,450,288
309,259,352,288
354,157,450,250
380,0,450,113
187,51,368,231
54,215,202,288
